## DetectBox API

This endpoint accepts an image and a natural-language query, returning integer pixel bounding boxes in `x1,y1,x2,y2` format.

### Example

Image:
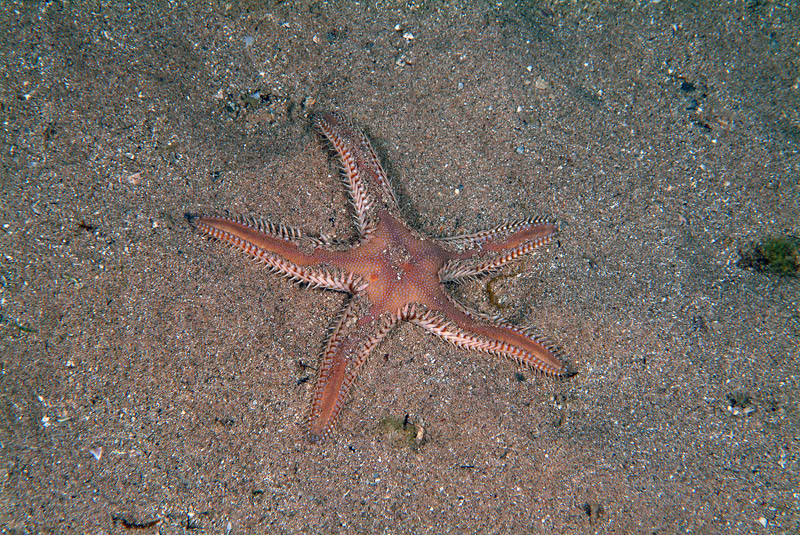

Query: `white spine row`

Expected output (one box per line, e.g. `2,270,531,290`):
439,233,554,282
318,120,374,237
339,146,374,237
408,307,561,375
439,217,552,248
357,128,398,208
470,234,554,274
197,221,367,294
310,301,401,439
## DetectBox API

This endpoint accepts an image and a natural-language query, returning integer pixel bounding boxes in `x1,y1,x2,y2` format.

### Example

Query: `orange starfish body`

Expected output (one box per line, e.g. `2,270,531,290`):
193,112,565,441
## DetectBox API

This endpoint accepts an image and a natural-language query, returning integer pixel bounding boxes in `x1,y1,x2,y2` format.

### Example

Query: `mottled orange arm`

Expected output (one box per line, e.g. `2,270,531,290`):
191,215,366,293
439,219,557,281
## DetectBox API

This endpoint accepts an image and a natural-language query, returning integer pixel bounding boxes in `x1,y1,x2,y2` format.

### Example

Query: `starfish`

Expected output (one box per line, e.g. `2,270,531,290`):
191,112,567,441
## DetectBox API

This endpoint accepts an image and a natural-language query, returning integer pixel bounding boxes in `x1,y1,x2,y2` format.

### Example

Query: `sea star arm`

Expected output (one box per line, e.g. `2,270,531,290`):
439,219,557,282
192,214,367,293
315,112,399,236
408,299,564,375
309,298,400,441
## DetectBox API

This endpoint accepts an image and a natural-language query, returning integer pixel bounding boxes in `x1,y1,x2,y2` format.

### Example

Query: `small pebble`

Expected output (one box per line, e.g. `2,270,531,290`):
727,405,755,416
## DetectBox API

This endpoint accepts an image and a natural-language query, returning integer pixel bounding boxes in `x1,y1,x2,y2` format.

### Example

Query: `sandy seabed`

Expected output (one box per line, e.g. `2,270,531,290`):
1,2,798,533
